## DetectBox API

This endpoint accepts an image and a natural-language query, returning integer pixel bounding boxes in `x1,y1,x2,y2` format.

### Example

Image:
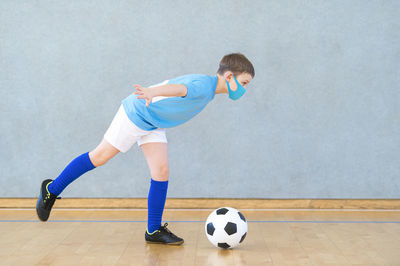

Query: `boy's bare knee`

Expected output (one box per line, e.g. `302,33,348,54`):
89,139,120,167
152,164,169,180
89,151,109,167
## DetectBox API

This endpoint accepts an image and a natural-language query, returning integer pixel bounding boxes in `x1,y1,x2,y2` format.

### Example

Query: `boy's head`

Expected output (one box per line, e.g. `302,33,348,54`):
217,53,255,99
217,53,255,80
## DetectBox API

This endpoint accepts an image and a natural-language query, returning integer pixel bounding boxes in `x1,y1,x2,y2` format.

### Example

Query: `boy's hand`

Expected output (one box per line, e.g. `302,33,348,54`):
134,84,153,107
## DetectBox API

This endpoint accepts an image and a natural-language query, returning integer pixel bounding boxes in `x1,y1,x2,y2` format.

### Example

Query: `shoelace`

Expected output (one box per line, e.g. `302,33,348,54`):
161,223,174,235
43,192,61,209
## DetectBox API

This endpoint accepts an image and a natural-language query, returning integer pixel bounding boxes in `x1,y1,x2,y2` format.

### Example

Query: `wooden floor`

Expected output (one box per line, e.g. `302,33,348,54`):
0,209,399,266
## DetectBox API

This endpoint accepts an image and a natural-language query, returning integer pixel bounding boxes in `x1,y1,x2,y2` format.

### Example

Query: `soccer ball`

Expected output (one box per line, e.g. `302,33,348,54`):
205,207,248,249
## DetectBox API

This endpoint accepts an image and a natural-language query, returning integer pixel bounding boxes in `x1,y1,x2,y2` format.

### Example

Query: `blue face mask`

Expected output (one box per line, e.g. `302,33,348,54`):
226,74,246,100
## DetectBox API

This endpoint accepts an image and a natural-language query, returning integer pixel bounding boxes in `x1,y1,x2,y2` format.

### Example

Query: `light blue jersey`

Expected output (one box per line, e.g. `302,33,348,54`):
122,74,218,130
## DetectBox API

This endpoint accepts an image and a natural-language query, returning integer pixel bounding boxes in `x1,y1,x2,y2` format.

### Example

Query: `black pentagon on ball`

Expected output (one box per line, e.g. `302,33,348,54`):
216,208,229,215
207,222,215,236
218,242,231,249
238,211,246,222
239,232,247,243
224,222,237,235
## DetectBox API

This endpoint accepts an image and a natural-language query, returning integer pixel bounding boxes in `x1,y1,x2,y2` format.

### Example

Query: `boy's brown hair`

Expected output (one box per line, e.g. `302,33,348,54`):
217,53,255,78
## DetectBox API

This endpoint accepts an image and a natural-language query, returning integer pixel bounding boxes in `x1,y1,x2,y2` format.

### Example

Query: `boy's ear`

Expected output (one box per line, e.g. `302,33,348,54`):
224,71,234,81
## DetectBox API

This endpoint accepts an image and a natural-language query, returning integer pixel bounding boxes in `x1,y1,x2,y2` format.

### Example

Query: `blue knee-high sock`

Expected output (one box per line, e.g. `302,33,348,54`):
48,152,96,196
147,179,168,233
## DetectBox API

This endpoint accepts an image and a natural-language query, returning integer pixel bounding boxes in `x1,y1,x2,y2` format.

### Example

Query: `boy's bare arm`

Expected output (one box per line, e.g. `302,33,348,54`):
151,84,187,97
134,84,187,106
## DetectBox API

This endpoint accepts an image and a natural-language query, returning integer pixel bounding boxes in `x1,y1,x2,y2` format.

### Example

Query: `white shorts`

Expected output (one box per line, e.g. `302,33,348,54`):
104,105,167,153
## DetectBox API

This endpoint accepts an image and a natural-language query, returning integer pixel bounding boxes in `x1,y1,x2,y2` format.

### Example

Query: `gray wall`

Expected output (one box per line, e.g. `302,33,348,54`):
1,1,399,198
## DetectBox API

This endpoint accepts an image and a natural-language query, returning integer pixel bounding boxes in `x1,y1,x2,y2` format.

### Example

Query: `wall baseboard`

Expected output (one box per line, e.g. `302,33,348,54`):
0,198,399,209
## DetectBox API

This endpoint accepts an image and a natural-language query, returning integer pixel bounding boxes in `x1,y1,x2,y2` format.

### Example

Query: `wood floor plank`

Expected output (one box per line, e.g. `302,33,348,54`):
262,223,314,266
319,223,390,265
290,223,351,265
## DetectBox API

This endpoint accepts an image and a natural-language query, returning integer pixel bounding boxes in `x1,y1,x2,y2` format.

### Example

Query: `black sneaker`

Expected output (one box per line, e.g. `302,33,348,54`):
145,223,184,245
36,179,60,222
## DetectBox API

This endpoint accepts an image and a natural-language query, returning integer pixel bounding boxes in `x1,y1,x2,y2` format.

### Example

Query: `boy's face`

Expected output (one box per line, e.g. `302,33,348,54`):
225,72,253,91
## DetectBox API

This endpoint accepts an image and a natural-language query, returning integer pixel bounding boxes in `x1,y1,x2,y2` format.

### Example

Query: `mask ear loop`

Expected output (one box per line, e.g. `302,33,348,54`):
233,75,246,93
226,74,246,100
233,75,245,89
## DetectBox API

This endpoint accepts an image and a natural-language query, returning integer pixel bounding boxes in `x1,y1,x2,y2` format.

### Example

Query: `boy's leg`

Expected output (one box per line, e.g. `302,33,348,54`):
49,138,119,195
37,104,143,222
141,142,183,245
36,139,119,222
142,142,169,233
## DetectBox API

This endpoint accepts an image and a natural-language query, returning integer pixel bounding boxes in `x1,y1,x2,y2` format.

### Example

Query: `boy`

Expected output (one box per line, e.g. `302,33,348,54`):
36,53,255,245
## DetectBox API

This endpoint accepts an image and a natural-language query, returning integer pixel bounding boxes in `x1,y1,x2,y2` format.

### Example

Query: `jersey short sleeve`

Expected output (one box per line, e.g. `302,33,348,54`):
181,79,210,100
